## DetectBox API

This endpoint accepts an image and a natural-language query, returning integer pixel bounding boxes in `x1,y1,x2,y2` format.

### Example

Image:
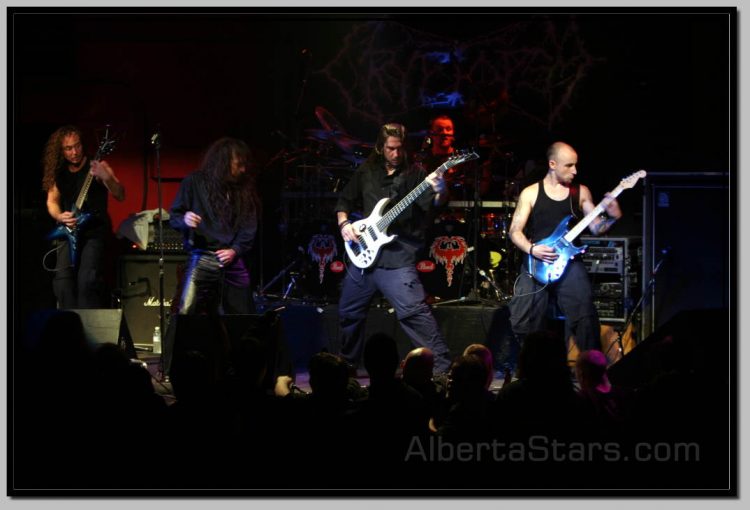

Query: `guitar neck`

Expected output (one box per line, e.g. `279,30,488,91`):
74,172,95,211
563,184,625,242
373,153,477,231
376,173,440,231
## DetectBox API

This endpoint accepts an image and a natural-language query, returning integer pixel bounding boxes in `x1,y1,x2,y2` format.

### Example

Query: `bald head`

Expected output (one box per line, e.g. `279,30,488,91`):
547,141,576,163
546,141,578,184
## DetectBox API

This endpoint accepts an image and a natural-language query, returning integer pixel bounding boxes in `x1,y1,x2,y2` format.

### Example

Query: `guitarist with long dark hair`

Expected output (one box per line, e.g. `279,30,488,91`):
169,137,259,315
506,141,623,364
42,125,125,308
336,123,452,374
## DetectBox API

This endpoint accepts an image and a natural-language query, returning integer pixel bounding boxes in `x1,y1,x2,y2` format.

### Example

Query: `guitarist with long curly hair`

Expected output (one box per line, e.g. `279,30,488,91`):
42,125,125,308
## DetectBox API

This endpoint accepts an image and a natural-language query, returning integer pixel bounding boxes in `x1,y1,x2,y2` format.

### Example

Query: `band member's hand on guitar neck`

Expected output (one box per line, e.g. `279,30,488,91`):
41,124,124,308
339,171,446,245
333,122,455,374
506,141,642,362
89,159,125,201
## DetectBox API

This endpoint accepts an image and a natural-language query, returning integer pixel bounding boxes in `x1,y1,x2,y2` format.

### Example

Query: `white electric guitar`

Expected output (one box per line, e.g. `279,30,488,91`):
343,150,479,269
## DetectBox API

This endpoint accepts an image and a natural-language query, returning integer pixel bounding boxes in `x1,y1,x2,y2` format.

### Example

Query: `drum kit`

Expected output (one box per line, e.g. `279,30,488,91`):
261,105,526,305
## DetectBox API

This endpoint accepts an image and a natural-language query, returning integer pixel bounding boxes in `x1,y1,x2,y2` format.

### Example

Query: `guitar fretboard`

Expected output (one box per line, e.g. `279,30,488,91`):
374,152,478,231
74,173,95,211
564,185,626,242
73,137,113,212
376,180,432,231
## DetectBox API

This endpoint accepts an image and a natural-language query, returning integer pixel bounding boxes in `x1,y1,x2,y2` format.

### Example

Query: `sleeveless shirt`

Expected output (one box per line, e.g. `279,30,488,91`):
525,180,580,243
55,159,111,237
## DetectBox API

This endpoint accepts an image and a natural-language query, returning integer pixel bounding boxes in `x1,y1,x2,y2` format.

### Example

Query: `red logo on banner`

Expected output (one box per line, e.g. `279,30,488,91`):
330,260,345,273
308,234,337,284
430,236,468,287
416,260,436,272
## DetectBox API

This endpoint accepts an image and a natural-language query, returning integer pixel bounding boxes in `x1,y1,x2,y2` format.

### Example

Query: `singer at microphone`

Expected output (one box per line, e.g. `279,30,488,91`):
169,137,260,316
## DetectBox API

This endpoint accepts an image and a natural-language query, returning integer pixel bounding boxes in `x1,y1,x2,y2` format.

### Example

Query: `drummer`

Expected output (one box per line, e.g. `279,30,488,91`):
419,114,491,201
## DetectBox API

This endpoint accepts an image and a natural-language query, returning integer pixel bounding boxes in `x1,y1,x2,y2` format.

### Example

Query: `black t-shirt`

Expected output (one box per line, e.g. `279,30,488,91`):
55,159,110,237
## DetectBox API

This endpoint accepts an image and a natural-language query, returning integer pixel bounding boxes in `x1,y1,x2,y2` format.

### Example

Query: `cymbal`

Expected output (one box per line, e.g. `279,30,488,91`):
304,129,372,154
315,106,346,133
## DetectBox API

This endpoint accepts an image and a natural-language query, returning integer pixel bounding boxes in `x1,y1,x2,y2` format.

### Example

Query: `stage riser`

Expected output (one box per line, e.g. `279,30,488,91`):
278,304,511,369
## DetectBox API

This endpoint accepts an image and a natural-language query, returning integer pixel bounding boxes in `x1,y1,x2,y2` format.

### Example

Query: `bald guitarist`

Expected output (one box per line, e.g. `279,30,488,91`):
42,125,125,308
507,141,623,358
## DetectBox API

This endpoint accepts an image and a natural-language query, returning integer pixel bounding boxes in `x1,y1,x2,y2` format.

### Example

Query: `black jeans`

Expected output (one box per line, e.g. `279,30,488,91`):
508,259,601,352
178,250,254,315
53,236,105,309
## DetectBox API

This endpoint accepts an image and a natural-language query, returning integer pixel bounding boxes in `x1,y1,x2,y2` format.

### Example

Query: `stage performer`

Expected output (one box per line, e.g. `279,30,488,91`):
507,141,622,356
418,114,489,200
336,122,452,373
170,137,259,315
42,125,125,309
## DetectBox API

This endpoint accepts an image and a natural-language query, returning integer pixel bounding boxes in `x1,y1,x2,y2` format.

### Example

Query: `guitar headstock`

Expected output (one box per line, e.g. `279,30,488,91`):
620,169,647,189
93,125,117,161
441,150,479,171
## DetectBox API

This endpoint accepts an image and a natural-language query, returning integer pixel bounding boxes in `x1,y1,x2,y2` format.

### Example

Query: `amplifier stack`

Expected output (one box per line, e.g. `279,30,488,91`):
580,236,641,323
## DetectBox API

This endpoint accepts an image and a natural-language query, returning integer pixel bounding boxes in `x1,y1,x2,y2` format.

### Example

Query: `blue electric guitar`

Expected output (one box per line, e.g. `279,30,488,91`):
343,150,479,269
528,170,646,284
46,129,116,267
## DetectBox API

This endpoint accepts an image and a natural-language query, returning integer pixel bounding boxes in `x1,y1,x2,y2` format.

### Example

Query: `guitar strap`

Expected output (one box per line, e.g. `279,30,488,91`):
569,184,581,219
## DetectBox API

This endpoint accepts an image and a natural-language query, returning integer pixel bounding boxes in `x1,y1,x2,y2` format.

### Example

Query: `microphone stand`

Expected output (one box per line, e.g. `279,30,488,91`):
607,249,669,359
151,130,166,378
468,155,482,302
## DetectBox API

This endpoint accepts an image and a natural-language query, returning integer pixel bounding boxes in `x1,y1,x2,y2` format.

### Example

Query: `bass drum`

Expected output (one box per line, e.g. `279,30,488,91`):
284,220,346,303
479,211,512,239
416,217,478,303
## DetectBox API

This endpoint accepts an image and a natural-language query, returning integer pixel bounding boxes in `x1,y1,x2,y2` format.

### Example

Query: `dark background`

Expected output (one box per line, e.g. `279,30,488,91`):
11,8,733,317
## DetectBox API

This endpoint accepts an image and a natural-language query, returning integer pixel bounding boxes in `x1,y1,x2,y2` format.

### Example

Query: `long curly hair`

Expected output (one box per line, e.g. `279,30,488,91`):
196,137,259,230
41,125,82,191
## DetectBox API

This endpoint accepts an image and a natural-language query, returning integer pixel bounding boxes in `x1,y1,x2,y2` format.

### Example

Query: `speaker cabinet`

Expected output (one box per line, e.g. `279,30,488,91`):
641,173,730,339
608,308,728,389
117,254,187,345
69,308,136,358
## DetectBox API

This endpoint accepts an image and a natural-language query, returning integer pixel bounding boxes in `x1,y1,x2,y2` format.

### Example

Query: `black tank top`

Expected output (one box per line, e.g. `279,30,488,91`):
55,159,111,237
525,180,580,242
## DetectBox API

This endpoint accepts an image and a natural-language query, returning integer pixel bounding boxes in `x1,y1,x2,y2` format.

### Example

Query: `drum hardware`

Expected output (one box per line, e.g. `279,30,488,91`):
447,200,517,209
477,268,508,302
257,248,305,300
282,271,301,300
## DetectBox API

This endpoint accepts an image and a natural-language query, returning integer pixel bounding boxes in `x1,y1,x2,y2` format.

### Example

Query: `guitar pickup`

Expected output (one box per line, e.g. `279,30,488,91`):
367,226,378,241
